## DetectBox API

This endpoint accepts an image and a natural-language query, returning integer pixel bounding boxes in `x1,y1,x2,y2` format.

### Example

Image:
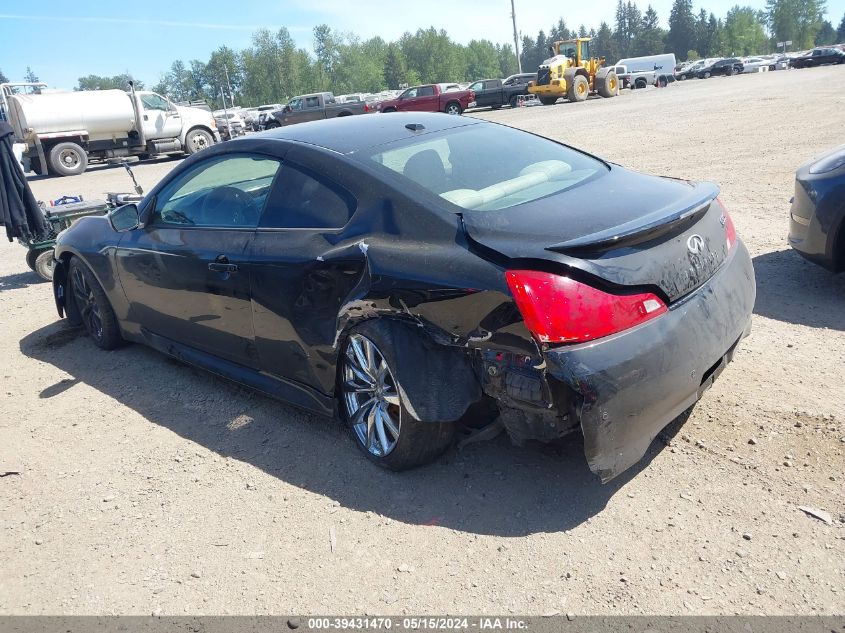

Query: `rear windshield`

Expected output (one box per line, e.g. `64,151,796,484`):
364,123,606,211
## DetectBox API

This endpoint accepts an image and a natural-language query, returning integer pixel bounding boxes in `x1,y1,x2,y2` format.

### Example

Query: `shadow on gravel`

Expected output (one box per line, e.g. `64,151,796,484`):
21,321,673,537
0,270,47,291
752,249,845,331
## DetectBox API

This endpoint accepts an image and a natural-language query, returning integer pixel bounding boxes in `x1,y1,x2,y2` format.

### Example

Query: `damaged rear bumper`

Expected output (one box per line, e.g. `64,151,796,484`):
543,240,756,482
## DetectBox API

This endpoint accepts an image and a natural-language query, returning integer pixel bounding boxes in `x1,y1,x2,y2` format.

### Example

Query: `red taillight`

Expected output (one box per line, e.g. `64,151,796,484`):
363,103,369,113
715,197,736,251
505,270,667,345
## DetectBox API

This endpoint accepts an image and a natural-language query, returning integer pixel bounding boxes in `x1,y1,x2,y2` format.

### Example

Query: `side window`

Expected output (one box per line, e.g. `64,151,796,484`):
485,80,498,90
153,154,281,228
418,86,435,96
404,88,418,98
305,96,320,108
140,94,169,111
260,164,355,229
469,82,483,92
289,98,302,111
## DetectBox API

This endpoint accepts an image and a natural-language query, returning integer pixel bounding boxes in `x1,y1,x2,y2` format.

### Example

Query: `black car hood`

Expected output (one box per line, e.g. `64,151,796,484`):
462,165,725,302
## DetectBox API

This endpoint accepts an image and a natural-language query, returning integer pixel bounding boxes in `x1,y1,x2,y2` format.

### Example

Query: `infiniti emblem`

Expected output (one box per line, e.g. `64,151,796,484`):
687,234,705,254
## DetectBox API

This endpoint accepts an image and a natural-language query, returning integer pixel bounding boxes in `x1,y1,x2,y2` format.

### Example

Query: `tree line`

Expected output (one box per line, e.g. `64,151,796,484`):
3,2,842,108
522,0,841,69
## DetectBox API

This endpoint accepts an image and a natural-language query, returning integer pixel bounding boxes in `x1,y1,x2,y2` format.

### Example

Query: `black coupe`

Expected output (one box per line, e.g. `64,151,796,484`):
788,144,845,271
52,113,755,482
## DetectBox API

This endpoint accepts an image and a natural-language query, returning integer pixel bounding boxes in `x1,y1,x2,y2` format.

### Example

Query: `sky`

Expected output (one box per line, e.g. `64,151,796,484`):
1,0,844,90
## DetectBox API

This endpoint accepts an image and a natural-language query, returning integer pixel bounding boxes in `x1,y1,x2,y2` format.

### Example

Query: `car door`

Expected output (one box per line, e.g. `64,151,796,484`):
411,85,439,112
469,81,487,107
302,95,324,122
249,154,359,394
115,153,282,368
140,93,182,140
394,88,417,112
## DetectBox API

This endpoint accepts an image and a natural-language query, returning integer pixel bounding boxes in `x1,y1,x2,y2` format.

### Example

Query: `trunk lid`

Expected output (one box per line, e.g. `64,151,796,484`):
461,166,730,303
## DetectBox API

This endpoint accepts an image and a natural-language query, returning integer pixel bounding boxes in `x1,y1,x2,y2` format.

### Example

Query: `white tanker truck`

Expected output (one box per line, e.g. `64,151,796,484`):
1,82,219,176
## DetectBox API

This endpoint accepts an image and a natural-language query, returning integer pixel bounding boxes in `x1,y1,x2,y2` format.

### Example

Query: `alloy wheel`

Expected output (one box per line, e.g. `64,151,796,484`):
72,266,103,342
342,334,401,457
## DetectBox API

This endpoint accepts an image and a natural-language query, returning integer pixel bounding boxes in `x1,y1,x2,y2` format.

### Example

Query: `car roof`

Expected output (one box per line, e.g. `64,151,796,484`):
253,112,481,155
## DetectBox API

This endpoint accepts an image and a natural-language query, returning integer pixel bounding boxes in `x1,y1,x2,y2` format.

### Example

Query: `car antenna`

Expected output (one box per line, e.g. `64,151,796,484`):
122,161,144,195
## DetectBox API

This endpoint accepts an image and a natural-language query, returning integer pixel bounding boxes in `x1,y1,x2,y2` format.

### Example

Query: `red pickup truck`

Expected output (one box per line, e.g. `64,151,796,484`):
376,83,476,115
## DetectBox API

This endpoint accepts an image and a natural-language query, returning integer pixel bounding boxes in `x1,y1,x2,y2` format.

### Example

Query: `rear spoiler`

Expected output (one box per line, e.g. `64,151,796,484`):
546,182,719,256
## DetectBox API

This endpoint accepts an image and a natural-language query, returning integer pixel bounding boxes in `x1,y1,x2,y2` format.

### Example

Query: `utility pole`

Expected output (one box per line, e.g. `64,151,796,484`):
511,0,522,73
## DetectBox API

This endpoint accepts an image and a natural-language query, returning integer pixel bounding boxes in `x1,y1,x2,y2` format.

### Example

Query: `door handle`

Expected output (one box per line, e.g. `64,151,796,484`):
209,262,238,272
209,255,238,273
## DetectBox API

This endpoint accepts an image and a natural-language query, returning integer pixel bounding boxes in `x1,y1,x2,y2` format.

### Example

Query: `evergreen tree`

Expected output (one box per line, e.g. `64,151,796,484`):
837,12,845,40
666,0,696,58
814,19,836,43
0,68,8,84
24,67,39,83
637,5,666,55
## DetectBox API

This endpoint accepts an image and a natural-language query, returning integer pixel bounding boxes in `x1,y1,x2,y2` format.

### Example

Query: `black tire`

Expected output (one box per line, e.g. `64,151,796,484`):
567,75,589,102
34,249,55,281
596,70,618,98
338,320,454,470
635,78,648,89
509,95,519,108
679,74,687,81
381,108,396,113
725,66,734,76
703,71,711,79
25,248,48,272
444,101,462,115
30,156,48,176
539,96,558,105
657,75,668,88
491,104,501,110
48,142,87,177
184,127,214,155
68,258,123,350
264,119,281,128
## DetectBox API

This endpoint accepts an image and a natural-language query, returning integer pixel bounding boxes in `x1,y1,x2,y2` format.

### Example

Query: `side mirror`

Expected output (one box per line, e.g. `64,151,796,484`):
109,203,140,232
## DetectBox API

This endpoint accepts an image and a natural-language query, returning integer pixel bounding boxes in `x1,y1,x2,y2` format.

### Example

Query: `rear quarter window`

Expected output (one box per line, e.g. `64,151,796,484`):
260,164,355,229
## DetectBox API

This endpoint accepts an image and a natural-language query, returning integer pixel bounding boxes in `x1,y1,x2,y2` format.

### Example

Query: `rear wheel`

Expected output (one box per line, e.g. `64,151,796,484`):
567,75,589,102
381,107,396,113
48,142,87,177
26,248,48,272
444,101,462,115
509,95,519,108
339,322,454,470
34,250,55,281
68,258,123,350
596,70,618,98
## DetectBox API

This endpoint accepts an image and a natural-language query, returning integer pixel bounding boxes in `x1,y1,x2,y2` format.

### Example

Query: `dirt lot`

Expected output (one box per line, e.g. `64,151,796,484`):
1,67,843,616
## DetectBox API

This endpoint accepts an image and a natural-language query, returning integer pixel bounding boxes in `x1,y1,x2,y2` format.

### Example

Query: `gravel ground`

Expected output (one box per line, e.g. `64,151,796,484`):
1,66,843,616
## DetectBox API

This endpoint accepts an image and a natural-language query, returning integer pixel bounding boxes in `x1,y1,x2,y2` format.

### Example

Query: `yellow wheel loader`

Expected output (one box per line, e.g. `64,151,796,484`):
527,37,618,105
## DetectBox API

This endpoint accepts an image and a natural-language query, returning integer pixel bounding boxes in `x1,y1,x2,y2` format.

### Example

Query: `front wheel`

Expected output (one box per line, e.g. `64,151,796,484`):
339,323,454,470
185,128,214,155
444,102,462,115
68,258,123,350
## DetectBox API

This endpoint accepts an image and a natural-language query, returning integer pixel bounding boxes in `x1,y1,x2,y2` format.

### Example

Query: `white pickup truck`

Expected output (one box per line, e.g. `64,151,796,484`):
612,54,677,89
1,82,219,176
